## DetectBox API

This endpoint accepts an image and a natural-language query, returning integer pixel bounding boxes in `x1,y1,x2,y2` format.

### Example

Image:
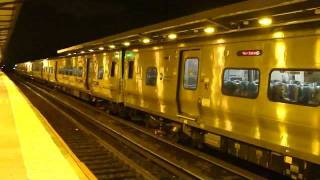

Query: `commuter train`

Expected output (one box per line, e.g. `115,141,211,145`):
15,1,320,179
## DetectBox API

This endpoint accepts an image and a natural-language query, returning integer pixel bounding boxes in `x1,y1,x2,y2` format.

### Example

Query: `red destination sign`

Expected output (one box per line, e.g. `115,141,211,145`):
237,50,262,56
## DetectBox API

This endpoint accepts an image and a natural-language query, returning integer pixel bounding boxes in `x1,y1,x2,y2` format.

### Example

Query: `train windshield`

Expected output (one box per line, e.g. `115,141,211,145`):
222,69,260,98
269,70,320,106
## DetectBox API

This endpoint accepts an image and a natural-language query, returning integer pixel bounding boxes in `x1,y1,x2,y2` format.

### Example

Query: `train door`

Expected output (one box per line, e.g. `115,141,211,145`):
177,50,201,120
54,61,58,81
85,58,94,90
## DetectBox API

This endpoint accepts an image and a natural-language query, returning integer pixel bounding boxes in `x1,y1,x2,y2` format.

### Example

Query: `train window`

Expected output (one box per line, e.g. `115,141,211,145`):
98,66,104,79
78,67,83,77
110,61,116,77
146,67,157,86
184,58,199,90
128,61,134,79
269,69,320,106
222,69,260,98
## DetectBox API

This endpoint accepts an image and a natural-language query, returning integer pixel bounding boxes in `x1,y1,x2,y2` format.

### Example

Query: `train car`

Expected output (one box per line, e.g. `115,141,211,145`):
42,58,57,83
15,62,31,75
88,51,123,105
30,60,43,80
55,55,89,96
16,1,320,178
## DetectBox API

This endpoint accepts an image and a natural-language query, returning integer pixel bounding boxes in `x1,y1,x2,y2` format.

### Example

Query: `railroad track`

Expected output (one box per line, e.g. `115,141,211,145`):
12,74,267,180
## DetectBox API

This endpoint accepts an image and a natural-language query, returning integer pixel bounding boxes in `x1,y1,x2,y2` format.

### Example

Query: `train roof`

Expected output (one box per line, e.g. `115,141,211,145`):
56,0,320,56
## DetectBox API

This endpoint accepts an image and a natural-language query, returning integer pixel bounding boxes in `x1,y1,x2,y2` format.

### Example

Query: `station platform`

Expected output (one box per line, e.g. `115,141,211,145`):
0,72,95,180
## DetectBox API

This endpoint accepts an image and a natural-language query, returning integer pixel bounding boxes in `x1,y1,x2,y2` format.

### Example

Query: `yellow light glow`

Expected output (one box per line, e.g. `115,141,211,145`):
123,41,130,47
109,45,115,49
312,139,320,156
258,17,272,26
80,51,85,54
273,31,284,39
217,38,225,44
168,33,177,40
204,26,215,34
98,47,104,50
142,38,151,44
73,53,76,55
275,40,286,67
132,49,139,52
153,46,159,50
88,49,94,52
67,53,71,56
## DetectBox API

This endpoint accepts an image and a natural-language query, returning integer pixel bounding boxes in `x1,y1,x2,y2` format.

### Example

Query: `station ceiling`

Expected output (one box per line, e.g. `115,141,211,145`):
0,0,22,64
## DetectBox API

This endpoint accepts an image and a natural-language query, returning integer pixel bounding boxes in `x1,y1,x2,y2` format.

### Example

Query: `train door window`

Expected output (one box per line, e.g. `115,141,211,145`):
128,61,134,79
269,69,320,106
146,67,157,86
222,69,260,98
78,67,83,77
110,61,116,77
98,66,104,79
183,58,199,90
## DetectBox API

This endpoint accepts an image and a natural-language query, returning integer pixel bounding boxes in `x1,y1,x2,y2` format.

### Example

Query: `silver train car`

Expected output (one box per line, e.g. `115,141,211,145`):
16,1,320,179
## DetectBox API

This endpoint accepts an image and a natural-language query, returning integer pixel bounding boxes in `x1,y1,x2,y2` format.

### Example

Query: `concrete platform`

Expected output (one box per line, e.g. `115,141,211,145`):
0,72,95,180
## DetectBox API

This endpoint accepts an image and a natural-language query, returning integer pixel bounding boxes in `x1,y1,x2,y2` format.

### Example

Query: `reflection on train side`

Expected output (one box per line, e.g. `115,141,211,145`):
269,70,320,106
222,69,260,98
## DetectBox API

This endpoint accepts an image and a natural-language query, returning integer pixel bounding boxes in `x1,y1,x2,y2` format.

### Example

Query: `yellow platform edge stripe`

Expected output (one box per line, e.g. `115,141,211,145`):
6,74,96,180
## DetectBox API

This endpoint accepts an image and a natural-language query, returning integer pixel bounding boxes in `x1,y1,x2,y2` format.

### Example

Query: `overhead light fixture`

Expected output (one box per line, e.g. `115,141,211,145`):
67,53,72,56
204,26,215,34
123,41,130,47
142,38,151,44
132,49,139,52
80,51,85,54
273,31,284,39
98,47,104,50
258,17,272,26
153,46,159,50
73,53,77,55
89,49,94,52
109,45,115,49
168,33,177,40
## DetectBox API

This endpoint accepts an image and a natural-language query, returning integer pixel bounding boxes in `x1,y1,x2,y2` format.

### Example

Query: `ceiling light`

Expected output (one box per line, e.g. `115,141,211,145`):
98,47,104,50
123,41,130,47
142,38,150,44
168,33,177,40
132,49,139,52
89,49,94,52
273,31,284,38
204,26,215,34
67,53,71,56
258,17,272,26
109,45,115,49
80,51,85,54
73,53,77,55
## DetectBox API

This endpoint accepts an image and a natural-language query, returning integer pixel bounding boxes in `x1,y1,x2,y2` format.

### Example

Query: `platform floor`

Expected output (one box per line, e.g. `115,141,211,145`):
0,72,94,180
